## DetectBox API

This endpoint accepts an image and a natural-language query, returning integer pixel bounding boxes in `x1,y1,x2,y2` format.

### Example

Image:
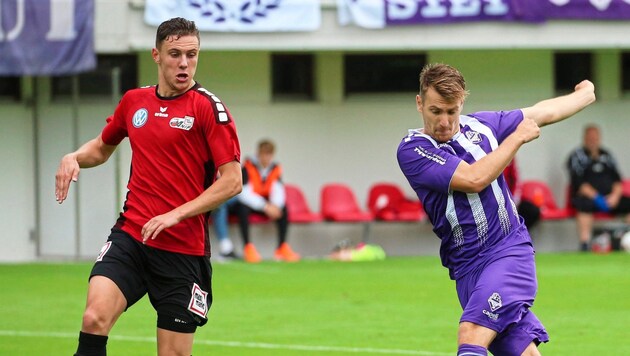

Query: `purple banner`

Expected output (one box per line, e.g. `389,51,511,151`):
0,0,95,76
385,0,545,26
544,0,630,20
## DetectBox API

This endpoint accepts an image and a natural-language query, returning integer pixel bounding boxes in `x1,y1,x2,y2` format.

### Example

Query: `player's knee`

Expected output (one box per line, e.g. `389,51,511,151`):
457,322,495,347
521,342,541,356
157,343,193,356
81,308,113,334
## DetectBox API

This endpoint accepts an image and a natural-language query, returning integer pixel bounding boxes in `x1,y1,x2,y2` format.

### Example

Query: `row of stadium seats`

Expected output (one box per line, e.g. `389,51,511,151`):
241,178,630,226
285,182,425,224
519,179,630,221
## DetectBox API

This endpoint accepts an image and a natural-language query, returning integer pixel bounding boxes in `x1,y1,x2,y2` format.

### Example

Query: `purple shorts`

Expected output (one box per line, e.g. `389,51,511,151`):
456,243,549,355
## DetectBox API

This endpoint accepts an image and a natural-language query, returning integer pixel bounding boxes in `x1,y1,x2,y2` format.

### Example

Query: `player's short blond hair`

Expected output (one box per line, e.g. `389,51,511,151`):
419,63,469,103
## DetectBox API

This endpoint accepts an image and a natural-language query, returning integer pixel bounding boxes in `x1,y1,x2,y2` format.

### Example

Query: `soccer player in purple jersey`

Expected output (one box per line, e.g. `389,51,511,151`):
397,63,595,356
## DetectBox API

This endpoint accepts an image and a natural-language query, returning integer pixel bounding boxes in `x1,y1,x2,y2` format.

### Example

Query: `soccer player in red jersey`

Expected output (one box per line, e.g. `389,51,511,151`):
55,17,242,356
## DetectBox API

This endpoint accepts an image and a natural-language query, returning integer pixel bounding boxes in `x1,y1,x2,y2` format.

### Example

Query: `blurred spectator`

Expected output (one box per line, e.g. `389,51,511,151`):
567,124,630,251
211,198,239,261
232,139,300,263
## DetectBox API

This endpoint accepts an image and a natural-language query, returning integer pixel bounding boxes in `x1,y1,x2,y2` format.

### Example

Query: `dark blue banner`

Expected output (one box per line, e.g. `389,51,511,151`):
0,0,95,76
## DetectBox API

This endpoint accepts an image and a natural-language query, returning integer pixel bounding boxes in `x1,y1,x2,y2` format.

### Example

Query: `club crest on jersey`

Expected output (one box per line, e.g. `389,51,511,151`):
465,130,483,144
188,283,208,318
488,292,502,311
132,109,149,128
170,116,195,131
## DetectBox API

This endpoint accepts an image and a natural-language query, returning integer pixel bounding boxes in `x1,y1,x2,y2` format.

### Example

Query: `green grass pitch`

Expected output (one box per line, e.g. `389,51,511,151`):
1,252,628,355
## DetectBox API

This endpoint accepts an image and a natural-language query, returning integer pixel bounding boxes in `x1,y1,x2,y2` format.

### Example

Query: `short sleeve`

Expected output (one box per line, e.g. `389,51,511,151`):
468,110,524,144
397,135,463,195
101,95,129,145
204,104,241,168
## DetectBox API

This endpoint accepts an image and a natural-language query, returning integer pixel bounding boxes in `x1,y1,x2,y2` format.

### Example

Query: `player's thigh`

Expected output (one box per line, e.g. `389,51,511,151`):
157,328,194,356
82,276,127,332
146,250,213,333
90,232,149,308
460,249,538,334
86,276,127,318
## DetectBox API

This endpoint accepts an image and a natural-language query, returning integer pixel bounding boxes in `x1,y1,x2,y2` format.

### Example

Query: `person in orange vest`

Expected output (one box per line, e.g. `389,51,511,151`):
233,139,300,263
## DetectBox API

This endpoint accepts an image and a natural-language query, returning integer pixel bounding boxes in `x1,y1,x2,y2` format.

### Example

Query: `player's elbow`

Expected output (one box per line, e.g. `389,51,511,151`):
458,178,489,194
226,174,242,198
451,165,492,193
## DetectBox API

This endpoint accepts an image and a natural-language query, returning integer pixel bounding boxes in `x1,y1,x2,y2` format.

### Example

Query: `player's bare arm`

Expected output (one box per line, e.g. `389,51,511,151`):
55,134,117,204
450,118,540,193
142,160,242,242
522,80,596,127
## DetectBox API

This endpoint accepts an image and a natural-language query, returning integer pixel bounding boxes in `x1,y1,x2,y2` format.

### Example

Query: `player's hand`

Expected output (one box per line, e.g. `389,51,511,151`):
142,211,181,243
574,80,595,93
55,154,80,204
263,203,282,220
514,117,540,144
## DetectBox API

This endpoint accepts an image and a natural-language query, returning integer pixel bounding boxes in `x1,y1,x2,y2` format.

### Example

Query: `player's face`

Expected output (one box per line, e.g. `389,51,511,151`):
417,87,463,143
152,34,199,97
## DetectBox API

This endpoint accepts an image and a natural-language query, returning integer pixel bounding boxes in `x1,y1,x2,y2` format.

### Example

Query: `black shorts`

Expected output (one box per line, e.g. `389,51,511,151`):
572,195,630,214
91,230,212,333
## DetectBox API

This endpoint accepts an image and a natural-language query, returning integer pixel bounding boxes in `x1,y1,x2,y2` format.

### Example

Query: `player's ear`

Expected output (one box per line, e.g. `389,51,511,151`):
152,48,160,64
416,94,423,112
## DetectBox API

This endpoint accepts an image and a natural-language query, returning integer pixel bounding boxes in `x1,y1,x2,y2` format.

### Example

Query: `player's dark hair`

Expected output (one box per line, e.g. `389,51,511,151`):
155,17,200,49
419,63,469,103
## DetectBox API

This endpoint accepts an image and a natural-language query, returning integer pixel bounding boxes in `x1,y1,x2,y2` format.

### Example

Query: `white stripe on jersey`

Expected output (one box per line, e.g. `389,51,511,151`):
456,116,512,241
454,130,489,244
446,194,465,249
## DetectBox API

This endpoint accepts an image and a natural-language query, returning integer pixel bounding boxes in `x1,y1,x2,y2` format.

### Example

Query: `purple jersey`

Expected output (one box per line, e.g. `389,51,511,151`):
397,110,531,280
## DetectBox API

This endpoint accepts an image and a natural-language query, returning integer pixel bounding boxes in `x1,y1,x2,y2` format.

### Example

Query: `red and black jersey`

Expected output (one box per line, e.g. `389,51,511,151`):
101,83,240,256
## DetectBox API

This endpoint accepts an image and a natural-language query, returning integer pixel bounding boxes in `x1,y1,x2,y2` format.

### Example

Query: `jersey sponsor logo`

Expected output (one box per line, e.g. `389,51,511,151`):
170,116,195,131
483,309,499,321
414,146,446,165
188,283,208,318
465,130,483,144
96,241,112,262
155,106,169,118
132,108,149,128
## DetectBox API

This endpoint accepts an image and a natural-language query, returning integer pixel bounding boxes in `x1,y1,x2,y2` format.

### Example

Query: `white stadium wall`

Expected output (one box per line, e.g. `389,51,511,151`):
2,0,630,261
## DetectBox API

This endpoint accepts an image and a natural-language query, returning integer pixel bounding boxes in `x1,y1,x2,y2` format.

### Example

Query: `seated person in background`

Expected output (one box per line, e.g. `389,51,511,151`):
503,158,541,230
567,124,630,251
211,199,238,260
232,139,300,263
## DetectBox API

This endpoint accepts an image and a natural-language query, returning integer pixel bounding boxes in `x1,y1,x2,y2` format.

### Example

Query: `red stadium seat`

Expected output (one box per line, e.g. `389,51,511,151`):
622,179,630,196
285,183,323,223
519,180,573,220
366,182,425,222
320,183,374,222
